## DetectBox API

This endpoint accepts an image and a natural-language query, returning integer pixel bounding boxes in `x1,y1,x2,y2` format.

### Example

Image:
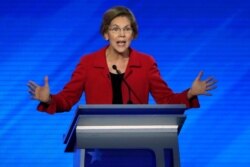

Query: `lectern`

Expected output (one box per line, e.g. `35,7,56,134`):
64,104,187,167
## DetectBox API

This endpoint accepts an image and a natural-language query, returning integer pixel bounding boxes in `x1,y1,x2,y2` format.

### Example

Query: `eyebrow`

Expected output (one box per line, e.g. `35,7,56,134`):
110,24,131,27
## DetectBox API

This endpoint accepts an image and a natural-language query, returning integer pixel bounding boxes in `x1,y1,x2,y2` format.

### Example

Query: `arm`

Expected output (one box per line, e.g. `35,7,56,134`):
28,57,87,114
148,58,200,108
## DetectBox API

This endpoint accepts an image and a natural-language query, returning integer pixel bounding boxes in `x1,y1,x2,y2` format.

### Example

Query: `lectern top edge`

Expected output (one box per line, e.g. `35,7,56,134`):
77,104,186,110
76,104,187,115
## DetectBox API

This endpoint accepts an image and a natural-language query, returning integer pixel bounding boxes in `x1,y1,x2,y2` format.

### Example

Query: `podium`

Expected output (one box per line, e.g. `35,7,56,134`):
64,104,187,167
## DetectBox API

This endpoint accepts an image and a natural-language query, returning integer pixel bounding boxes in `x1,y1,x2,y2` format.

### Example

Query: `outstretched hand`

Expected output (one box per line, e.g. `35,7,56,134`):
27,76,51,103
188,71,217,99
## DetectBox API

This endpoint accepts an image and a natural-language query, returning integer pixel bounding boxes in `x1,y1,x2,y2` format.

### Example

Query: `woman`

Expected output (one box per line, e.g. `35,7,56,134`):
28,6,216,114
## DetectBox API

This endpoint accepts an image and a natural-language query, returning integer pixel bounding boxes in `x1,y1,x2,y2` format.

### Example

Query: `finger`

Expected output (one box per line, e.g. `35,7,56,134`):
196,71,203,81
28,81,39,89
202,91,212,96
28,89,35,96
206,79,217,87
205,77,214,83
205,77,217,84
28,90,39,100
206,85,217,91
30,96,39,100
27,83,37,92
44,76,49,87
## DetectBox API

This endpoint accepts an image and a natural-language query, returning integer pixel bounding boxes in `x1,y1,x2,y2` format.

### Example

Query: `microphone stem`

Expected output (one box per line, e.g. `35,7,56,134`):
112,65,133,104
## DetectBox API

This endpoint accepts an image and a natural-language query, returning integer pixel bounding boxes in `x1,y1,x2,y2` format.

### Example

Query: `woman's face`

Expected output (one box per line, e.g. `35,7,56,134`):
104,16,134,55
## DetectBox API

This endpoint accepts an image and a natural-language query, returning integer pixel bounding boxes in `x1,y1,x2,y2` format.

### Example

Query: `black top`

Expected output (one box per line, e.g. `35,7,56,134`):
110,72,124,104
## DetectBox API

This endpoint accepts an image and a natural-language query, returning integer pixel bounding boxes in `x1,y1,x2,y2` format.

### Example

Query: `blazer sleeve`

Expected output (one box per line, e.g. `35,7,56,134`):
37,57,87,114
148,57,200,108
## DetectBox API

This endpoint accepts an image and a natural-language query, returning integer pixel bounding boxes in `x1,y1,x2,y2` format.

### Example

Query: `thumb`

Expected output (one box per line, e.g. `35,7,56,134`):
44,76,49,87
196,71,203,81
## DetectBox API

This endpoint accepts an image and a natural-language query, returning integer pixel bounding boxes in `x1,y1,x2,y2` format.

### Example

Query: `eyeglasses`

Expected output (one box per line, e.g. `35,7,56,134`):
109,26,133,34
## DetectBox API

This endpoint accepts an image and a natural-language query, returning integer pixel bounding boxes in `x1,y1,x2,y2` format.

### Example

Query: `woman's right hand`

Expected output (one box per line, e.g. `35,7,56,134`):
28,76,51,103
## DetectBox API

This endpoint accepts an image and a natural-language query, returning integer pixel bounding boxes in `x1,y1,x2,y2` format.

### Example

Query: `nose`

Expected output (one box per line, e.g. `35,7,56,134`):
119,29,125,37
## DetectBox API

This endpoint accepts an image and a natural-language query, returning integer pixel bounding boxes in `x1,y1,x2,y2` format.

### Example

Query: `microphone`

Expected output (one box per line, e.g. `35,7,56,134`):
112,65,133,104
112,65,121,74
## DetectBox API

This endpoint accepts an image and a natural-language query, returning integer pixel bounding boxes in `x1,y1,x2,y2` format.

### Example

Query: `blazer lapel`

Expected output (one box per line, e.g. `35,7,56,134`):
93,47,110,79
124,48,141,79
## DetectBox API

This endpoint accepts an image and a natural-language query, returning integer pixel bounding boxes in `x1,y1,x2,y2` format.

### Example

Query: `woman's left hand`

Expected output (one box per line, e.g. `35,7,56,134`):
188,71,217,99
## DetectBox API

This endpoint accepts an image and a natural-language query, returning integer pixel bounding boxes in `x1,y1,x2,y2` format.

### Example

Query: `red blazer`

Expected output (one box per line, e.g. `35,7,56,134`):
38,46,199,114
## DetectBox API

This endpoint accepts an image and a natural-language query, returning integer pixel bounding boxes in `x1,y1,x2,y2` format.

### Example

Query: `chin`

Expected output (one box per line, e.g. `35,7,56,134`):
115,46,129,54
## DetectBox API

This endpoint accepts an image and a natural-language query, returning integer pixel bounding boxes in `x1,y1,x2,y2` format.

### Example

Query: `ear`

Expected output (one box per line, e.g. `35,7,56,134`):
132,32,136,39
104,33,109,40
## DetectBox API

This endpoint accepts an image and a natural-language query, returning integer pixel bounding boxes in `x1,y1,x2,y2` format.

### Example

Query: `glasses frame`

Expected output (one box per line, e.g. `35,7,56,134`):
108,26,133,35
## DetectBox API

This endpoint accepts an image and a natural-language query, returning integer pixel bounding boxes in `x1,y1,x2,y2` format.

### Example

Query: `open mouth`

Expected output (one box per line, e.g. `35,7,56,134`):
117,40,126,46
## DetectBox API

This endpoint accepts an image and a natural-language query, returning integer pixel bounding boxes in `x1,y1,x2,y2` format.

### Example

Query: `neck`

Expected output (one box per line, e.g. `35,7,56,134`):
105,46,130,74
106,46,130,61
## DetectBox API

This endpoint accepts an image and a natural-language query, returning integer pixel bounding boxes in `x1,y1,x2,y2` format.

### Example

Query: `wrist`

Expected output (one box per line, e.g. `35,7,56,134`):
187,89,194,99
43,95,51,104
